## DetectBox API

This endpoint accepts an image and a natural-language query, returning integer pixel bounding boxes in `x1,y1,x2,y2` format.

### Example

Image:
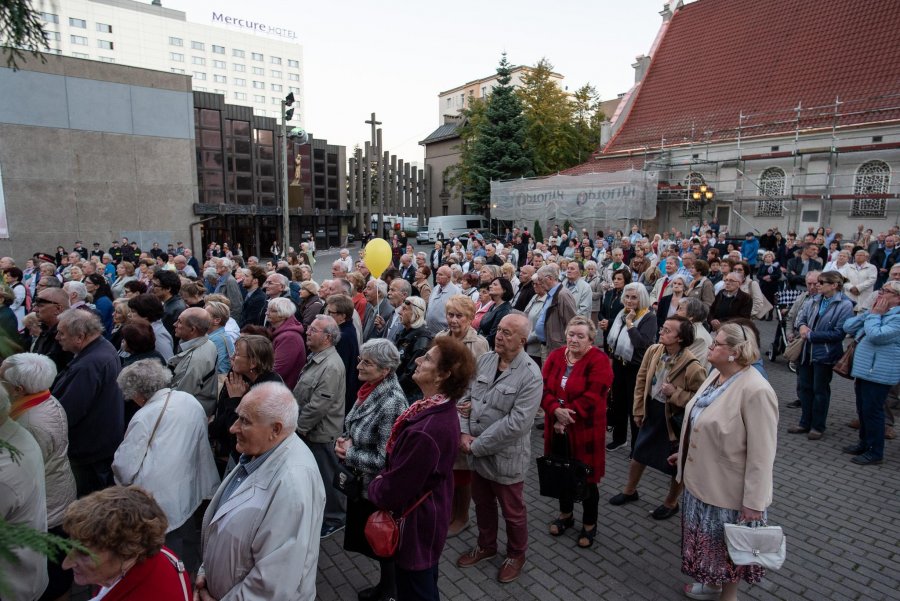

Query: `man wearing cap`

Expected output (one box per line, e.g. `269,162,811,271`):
73,241,88,260
89,243,104,261
108,240,122,265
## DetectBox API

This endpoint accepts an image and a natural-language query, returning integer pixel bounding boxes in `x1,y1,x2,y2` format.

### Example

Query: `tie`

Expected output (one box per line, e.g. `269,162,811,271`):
659,277,670,301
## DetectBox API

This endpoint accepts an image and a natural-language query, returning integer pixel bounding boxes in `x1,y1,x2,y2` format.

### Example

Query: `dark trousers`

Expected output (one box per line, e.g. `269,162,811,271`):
610,361,640,450
797,361,834,432
559,482,600,526
855,378,891,459
38,525,72,601
308,442,346,527
70,456,114,498
396,564,440,601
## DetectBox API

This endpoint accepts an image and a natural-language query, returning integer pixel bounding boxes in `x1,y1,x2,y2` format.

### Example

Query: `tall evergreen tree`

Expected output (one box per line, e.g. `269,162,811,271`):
465,53,534,214
572,83,607,163
518,58,579,175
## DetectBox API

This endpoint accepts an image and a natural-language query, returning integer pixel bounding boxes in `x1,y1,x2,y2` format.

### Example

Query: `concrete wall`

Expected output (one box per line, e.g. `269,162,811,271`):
423,137,463,216
0,54,198,262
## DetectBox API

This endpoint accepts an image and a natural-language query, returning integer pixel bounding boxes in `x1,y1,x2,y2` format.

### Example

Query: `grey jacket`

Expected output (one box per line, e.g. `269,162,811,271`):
169,336,219,416
294,345,346,443
216,274,245,322
460,350,542,485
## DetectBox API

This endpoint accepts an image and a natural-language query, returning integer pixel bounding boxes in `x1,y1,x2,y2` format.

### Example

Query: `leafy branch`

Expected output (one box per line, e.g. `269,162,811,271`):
1,0,50,70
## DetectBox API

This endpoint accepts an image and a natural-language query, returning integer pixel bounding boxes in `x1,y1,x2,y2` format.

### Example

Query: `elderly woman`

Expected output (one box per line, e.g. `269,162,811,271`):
109,297,132,351
606,282,657,452
62,485,192,599
755,252,782,320
2,353,77,599
477,277,515,349
733,261,772,320
204,300,234,384
609,316,706,520
471,282,493,331
584,260,603,323
500,263,519,295
676,297,713,368
686,259,715,309
842,280,900,465
599,268,631,351
414,265,432,303
120,320,166,368
267,296,307,389
396,296,433,401
788,270,854,440
524,272,549,367
670,323,778,601
113,359,220,558
844,249,878,313
210,334,283,470
111,261,137,299
656,275,688,330
369,336,476,601
335,339,409,601
297,280,324,332
435,294,490,536
123,279,148,299
459,271,480,302
542,316,614,548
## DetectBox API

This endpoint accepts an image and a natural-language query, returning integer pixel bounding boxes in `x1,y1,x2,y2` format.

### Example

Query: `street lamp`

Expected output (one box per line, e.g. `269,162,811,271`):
280,92,295,254
692,183,714,222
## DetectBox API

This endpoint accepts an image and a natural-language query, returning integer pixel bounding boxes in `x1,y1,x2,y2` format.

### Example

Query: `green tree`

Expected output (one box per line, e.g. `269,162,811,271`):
517,58,580,175
0,0,49,69
464,53,534,215
571,83,606,162
446,96,487,213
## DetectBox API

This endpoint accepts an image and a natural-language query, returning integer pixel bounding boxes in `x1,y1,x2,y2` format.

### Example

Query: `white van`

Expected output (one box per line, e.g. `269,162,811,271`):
424,215,489,244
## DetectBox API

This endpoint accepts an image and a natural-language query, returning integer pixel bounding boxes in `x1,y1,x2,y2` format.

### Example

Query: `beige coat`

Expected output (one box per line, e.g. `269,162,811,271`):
294,345,346,443
676,367,778,511
633,345,707,441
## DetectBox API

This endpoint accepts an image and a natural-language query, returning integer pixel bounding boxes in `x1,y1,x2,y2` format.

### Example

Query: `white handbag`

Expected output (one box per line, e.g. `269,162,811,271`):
724,523,786,570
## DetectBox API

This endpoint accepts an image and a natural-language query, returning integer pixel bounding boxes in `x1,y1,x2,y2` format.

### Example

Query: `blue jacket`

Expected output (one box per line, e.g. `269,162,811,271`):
796,292,855,365
843,306,900,385
741,238,761,266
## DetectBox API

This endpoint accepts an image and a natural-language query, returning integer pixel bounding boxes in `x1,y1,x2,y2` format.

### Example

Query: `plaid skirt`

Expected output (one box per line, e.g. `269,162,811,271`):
681,488,766,585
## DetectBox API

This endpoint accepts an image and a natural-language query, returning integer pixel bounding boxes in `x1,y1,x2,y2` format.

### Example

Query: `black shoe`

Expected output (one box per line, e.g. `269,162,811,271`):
609,491,639,506
851,453,884,465
842,444,866,455
358,586,381,601
606,440,627,451
787,425,810,434
650,503,680,520
786,400,801,408
320,522,345,539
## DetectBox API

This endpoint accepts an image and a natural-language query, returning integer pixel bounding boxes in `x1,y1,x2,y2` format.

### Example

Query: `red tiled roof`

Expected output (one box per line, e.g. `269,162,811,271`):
561,155,648,175
598,0,900,158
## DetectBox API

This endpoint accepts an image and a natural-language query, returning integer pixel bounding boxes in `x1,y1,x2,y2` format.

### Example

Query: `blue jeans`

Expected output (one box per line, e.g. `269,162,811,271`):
855,379,891,459
796,362,834,432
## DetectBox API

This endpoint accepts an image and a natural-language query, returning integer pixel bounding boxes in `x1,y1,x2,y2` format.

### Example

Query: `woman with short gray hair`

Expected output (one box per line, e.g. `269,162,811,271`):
335,338,408,600
267,296,307,389
677,297,713,368
112,359,220,557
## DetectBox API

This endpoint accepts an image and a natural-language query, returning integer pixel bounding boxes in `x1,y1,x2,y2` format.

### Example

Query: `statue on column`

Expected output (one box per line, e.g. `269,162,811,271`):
291,153,302,185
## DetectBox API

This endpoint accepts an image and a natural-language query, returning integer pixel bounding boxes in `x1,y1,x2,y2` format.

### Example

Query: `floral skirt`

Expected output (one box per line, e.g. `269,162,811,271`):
681,489,766,585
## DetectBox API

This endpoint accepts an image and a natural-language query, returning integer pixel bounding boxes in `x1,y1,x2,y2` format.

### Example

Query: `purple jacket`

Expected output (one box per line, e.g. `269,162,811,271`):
271,316,306,390
368,399,459,571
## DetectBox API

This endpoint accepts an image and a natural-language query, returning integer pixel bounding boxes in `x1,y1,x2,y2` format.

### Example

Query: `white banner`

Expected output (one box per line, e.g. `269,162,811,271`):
0,160,8,239
491,170,658,233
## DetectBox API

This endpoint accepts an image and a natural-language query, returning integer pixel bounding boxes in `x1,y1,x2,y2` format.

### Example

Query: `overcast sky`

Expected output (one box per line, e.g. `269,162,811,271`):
165,0,671,162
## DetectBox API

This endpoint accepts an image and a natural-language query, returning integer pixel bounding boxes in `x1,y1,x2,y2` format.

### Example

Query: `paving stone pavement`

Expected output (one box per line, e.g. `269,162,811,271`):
316,319,900,601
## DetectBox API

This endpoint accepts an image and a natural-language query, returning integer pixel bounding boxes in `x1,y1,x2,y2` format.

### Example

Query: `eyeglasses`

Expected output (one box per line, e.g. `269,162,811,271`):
709,339,727,349
34,298,60,306
357,356,376,367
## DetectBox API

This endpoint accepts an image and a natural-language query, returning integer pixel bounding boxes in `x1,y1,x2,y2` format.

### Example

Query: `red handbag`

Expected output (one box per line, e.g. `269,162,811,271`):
364,491,432,558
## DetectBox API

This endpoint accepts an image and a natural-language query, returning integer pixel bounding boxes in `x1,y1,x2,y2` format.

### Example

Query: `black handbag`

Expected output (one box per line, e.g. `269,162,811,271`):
332,464,363,500
536,432,593,501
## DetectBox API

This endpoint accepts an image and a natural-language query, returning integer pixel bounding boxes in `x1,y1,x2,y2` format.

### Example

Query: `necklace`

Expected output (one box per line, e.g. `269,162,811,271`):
565,349,582,365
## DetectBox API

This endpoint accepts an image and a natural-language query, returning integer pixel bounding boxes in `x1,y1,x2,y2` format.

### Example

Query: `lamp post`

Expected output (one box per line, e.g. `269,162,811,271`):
280,92,296,254
692,183,714,223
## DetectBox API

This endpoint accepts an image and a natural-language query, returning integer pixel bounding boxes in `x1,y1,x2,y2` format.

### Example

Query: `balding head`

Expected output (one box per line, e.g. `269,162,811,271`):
492,312,530,361
232,382,299,457
174,307,210,341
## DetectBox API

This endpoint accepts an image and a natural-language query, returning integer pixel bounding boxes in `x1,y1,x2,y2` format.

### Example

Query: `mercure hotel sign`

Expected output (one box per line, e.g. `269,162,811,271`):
212,12,298,39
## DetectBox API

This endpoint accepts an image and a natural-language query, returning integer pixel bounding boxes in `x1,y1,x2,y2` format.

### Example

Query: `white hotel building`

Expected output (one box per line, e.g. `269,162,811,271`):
37,0,304,123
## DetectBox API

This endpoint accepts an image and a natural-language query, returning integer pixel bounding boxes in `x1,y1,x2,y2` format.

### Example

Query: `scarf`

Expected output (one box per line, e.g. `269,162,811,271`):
608,308,649,362
385,393,448,455
356,376,385,406
10,390,52,420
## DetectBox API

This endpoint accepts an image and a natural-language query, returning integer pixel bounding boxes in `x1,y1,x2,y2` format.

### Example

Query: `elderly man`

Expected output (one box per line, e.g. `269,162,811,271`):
0,388,49,599
324,294,360,414
457,313,542,583
375,278,411,343
32,287,74,374
534,264,576,353
294,315,347,539
213,258,244,321
337,248,354,273
196,382,325,601
152,269,186,339
425,265,461,334
512,264,537,311
787,243,823,290
51,309,124,496
484,243,504,267
63,280,92,312
170,307,219,416
332,259,349,280
362,278,392,342
398,253,417,285
173,254,197,278
871,234,899,290
263,272,291,302
563,261,592,317
709,273,753,330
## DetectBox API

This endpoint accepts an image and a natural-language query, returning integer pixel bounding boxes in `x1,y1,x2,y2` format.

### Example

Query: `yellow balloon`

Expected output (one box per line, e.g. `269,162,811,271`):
363,238,392,278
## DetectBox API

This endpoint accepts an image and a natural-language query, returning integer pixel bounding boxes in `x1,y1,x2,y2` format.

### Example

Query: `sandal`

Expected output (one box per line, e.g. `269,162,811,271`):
548,515,574,536
576,526,596,548
683,582,721,600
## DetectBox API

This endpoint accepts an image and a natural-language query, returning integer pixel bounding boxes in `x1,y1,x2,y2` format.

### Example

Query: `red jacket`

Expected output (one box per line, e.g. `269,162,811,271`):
541,346,613,483
92,547,191,601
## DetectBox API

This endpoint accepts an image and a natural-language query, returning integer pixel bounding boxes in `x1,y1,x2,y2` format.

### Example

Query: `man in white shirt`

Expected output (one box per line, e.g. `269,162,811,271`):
425,266,460,334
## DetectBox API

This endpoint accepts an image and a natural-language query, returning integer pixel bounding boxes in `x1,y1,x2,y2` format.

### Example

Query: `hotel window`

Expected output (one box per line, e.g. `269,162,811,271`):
212,45,225,54
233,49,245,58
213,60,226,69
235,92,247,100
271,56,281,65
252,81,264,89
72,52,89,58
288,73,299,81
44,31,61,42
42,12,59,23
252,52,263,61
70,35,88,45
193,72,207,81
271,70,281,78
234,78,246,86
97,40,113,50
193,56,206,65
99,57,115,63
96,23,112,33
288,59,299,68
169,52,184,62
214,75,226,83
69,18,86,28
271,97,281,105
254,95,265,103
171,68,185,74
271,83,282,92
252,66,264,75
191,41,205,50
288,86,299,93
169,37,183,46
233,63,245,72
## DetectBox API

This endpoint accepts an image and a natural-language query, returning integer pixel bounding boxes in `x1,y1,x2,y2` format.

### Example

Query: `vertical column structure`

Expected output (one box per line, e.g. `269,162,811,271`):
348,154,357,232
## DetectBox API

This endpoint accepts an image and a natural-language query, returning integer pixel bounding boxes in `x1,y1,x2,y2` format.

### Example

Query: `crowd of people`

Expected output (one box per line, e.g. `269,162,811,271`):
1,219,898,601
